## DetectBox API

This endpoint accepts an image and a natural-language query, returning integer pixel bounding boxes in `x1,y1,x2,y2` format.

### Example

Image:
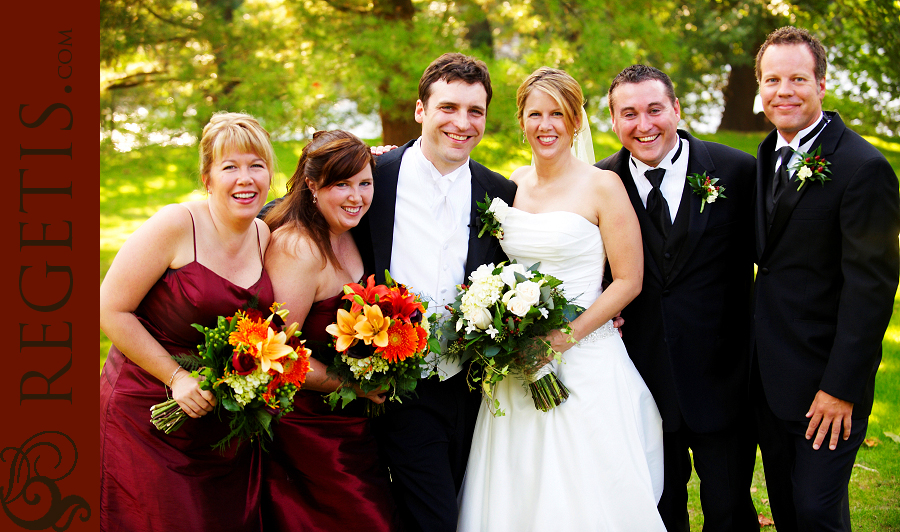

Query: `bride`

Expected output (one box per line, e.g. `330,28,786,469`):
456,68,666,531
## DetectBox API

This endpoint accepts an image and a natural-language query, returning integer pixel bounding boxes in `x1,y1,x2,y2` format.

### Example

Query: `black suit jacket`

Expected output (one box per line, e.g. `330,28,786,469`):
596,130,756,433
753,112,900,421
353,139,517,286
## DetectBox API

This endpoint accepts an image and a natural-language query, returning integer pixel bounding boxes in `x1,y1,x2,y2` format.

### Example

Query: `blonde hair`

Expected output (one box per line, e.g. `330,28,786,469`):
516,67,584,139
199,112,275,187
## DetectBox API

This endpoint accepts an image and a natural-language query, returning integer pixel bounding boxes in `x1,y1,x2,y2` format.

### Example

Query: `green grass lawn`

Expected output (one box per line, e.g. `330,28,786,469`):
100,129,900,530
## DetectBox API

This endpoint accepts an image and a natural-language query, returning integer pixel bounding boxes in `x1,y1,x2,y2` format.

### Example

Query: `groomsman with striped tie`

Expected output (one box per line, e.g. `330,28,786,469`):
751,26,900,532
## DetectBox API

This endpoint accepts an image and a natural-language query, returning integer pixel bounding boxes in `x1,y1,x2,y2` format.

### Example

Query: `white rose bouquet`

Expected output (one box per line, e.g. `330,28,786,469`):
440,261,583,416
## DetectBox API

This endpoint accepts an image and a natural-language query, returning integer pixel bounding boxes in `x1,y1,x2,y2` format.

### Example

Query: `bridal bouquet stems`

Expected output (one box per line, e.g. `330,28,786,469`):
440,261,582,416
324,271,439,416
150,302,312,451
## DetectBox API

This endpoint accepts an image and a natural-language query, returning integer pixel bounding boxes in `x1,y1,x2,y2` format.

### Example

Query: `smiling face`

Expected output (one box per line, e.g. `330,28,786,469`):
610,79,681,168
415,79,487,175
758,43,826,143
309,164,374,235
204,151,270,219
521,88,578,162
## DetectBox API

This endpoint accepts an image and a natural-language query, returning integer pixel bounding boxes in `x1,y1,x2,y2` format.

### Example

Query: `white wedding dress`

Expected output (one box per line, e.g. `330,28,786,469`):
457,208,666,532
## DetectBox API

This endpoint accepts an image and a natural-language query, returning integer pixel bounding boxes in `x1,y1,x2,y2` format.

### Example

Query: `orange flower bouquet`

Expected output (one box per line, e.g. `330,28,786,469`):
325,271,439,416
150,303,312,451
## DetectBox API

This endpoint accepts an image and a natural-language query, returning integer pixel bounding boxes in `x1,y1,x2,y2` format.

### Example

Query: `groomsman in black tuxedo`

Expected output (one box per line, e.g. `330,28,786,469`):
751,27,899,531
596,65,760,532
352,53,516,532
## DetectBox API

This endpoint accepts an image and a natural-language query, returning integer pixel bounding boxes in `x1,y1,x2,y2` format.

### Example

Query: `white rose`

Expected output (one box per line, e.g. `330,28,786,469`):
506,296,532,317
487,197,509,223
797,166,813,180
499,263,531,288
469,263,496,283
464,306,493,329
514,280,544,306
707,194,717,204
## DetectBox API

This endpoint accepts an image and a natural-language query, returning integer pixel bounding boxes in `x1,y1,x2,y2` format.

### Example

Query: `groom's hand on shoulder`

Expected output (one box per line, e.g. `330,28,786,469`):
370,145,399,156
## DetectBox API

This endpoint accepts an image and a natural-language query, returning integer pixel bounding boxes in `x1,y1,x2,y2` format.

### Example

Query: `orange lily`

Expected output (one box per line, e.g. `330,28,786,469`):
387,285,425,321
343,275,390,313
256,328,294,373
354,304,390,348
326,308,362,352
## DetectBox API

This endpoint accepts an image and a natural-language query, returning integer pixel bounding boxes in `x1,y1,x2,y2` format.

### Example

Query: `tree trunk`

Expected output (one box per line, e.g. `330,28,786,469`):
719,63,770,132
379,106,421,146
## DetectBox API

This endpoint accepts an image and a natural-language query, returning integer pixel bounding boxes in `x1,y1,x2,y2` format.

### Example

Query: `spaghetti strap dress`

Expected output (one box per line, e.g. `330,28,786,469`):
262,291,399,531
100,213,274,532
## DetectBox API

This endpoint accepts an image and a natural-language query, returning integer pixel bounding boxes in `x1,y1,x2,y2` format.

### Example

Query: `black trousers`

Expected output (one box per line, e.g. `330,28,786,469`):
372,370,480,532
751,356,867,532
657,413,760,532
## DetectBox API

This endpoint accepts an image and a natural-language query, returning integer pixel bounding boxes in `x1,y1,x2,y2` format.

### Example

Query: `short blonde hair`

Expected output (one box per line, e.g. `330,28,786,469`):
199,112,275,186
516,67,584,138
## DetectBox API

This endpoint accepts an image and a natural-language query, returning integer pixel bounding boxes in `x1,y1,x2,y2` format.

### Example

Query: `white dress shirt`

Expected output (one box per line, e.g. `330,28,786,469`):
629,138,690,223
774,113,827,174
390,138,472,378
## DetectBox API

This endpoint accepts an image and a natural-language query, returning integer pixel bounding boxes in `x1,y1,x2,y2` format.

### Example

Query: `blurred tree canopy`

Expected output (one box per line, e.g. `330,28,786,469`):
100,0,900,149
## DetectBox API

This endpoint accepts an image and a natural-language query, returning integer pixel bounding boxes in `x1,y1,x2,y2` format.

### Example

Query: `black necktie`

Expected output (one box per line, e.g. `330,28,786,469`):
771,117,827,204
773,145,794,198
645,168,671,238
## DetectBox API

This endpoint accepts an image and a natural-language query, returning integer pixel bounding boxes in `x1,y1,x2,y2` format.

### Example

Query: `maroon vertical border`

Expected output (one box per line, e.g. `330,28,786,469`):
3,1,99,531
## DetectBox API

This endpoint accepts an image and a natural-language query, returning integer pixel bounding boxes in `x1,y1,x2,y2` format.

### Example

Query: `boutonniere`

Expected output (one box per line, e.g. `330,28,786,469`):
686,172,726,213
790,146,831,190
476,192,508,239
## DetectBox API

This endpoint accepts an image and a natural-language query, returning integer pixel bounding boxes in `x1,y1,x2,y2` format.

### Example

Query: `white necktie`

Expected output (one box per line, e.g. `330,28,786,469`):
434,175,457,241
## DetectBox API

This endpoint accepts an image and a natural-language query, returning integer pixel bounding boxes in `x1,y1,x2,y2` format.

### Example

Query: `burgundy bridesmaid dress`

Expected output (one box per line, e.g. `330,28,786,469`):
262,292,399,532
100,228,274,532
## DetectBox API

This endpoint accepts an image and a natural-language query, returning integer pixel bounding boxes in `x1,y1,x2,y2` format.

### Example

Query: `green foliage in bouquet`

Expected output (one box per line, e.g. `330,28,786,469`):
151,303,312,452
440,261,583,416
323,271,440,416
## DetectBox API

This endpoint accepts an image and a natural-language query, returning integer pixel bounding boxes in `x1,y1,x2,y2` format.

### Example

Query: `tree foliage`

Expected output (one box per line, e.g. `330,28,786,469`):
100,0,900,149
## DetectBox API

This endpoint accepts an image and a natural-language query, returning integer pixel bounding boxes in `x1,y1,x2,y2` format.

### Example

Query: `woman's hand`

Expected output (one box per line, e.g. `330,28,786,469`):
544,328,576,355
353,383,388,404
171,369,217,418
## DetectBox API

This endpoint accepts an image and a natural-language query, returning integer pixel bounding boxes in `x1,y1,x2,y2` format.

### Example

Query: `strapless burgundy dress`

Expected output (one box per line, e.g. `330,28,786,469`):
262,292,399,531
100,261,274,532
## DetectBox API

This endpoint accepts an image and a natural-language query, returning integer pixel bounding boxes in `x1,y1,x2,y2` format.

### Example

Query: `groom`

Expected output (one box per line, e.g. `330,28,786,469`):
751,27,899,531
353,53,516,532
596,65,759,532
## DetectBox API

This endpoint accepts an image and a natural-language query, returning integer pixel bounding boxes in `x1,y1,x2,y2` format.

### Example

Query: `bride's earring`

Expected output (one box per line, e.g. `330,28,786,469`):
312,194,317,204
522,131,526,143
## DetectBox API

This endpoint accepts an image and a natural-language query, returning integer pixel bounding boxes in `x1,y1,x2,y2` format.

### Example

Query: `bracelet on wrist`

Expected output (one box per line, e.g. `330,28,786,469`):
165,366,183,398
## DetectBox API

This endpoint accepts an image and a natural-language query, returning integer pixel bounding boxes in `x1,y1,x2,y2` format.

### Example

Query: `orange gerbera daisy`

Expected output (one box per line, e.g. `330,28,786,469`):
272,347,312,390
415,325,428,353
229,315,269,350
377,321,418,363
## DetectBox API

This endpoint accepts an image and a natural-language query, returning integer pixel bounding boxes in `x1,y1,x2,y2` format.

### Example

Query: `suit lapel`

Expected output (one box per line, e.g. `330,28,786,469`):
666,131,713,282
762,113,842,261
368,140,412,282
754,133,777,257
464,164,494,278
611,149,665,282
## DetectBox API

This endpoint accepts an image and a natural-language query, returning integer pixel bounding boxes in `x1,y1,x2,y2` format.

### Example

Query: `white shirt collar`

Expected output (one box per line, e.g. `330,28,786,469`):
630,137,684,176
775,113,825,152
413,138,468,185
